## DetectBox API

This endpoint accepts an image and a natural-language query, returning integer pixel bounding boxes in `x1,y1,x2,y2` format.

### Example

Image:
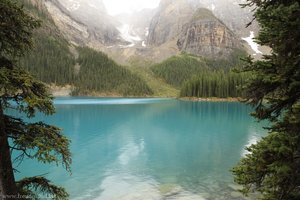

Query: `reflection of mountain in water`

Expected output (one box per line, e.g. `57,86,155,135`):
15,98,266,199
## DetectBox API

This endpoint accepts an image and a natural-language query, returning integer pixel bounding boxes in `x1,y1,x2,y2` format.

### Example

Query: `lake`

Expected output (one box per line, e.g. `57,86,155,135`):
15,97,266,200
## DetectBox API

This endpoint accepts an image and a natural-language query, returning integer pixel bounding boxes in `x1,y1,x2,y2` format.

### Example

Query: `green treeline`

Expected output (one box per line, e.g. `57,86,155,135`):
180,70,248,98
19,0,247,98
205,48,247,70
151,51,248,98
21,38,153,96
19,0,75,85
74,47,153,96
151,54,208,88
20,34,75,85
18,1,152,96
18,0,153,96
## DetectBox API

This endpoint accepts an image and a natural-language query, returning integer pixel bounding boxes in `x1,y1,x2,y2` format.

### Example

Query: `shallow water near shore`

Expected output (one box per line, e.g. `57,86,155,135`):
14,97,266,199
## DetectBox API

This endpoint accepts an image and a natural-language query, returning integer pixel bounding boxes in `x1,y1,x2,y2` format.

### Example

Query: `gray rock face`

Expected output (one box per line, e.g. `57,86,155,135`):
31,0,254,63
177,8,239,57
187,0,259,37
147,1,241,58
147,0,195,46
44,0,124,47
58,0,120,44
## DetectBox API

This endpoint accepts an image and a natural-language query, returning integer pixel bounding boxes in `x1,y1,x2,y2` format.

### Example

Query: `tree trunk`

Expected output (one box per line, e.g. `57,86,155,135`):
0,103,18,199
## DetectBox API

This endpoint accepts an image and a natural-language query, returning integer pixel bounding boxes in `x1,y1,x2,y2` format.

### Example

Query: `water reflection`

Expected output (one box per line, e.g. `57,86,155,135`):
118,140,145,166
14,98,266,199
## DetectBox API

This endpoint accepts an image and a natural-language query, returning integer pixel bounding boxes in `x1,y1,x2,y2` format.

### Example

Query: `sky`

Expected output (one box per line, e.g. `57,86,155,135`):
103,0,161,15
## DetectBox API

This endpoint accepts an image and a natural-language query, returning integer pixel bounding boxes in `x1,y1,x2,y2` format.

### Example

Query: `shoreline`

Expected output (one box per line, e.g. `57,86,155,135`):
178,97,244,102
52,95,244,102
49,85,244,102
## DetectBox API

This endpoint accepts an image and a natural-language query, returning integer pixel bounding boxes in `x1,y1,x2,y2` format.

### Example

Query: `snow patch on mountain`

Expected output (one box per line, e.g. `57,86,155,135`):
211,4,215,11
88,3,98,10
242,31,262,54
142,41,146,47
119,43,135,48
117,24,142,43
145,27,149,36
67,0,80,11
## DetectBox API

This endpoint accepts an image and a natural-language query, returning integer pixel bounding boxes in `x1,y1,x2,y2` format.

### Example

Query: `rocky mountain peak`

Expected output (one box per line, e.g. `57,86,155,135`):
147,0,241,58
26,0,260,63
147,0,195,46
189,0,259,37
42,0,125,50
177,8,240,58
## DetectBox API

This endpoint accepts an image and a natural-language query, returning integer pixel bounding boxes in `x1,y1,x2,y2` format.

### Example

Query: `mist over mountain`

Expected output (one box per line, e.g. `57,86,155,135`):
147,0,242,59
114,8,155,46
20,0,256,97
44,0,127,51
36,0,260,63
148,0,195,46
189,0,258,35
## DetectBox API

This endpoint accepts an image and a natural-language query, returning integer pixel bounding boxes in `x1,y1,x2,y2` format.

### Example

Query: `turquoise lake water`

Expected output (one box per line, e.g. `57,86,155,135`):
14,97,266,200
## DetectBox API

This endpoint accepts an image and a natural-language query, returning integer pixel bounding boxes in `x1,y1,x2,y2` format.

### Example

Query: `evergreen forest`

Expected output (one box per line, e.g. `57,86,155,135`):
74,47,153,96
19,0,249,99
151,52,248,98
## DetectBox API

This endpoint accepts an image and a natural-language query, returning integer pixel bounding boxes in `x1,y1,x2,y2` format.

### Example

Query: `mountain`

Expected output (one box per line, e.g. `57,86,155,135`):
147,0,194,46
19,0,254,98
20,0,153,97
151,53,208,88
147,0,241,59
151,49,246,88
44,0,125,49
188,0,264,56
188,0,259,37
37,0,255,63
114,8,156,47
177,8,240,58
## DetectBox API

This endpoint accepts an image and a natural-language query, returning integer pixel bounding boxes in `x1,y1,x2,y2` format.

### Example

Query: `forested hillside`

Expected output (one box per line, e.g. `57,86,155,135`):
151,51,248,98
19,0,249,98
151,54,208,88
19,0,153,96
74,47,153,96
20,34,75,85
180,70,248,98
19,0,75,85
180,49,249,98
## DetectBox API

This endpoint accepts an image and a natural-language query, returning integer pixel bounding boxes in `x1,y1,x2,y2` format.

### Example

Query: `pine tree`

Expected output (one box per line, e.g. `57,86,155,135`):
0,0,71,199
232,1,300,199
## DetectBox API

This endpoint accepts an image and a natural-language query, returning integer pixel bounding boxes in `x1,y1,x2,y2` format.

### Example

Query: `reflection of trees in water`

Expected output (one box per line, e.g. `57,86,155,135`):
15,99,266,199
135,102,265,188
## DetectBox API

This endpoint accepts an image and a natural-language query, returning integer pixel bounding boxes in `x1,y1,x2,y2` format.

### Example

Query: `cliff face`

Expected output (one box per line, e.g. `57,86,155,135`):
43,0,89,44
147,0,195,46
25,0,251,63
147,1,240,58
177,8,239,57
57,0,121,44
187,0,259,37
43,0,124,49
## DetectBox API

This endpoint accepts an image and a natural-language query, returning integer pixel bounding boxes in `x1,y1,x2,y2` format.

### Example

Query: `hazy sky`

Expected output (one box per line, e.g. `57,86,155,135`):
103,0,160,15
